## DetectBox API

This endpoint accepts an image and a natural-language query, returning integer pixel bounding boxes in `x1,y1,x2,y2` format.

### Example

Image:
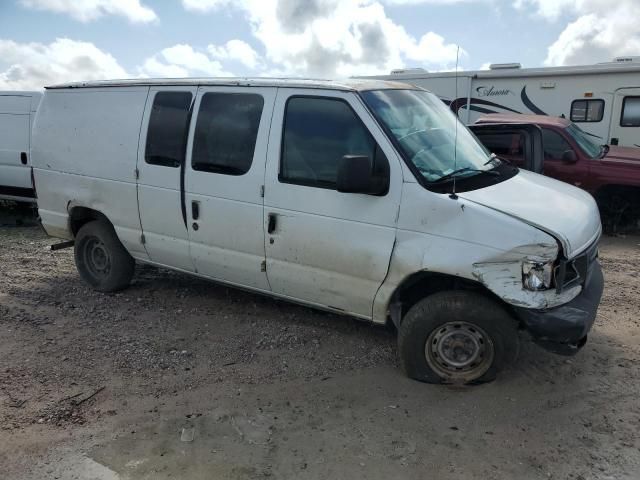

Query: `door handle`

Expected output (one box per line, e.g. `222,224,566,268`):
192,201,200,220
611,137,619,145
267,213,277,234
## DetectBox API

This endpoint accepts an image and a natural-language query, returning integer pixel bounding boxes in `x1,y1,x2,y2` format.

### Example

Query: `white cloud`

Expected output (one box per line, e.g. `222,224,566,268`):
513,0,574,21
139,44,233,77
0,38,238,88
20,0,157,23
139,57,190,78
182,0,233,11
208,40,261,69
516,0,640,66
0,38,128,89
384,0,483,4
181,0,464,76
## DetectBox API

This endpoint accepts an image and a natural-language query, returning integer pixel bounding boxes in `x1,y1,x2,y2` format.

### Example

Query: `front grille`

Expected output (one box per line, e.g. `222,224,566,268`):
554,239,599,293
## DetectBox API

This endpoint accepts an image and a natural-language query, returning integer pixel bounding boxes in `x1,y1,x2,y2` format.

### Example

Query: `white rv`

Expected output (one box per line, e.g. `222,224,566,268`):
32,78,603,384
0,91,42,203
361,57,640,149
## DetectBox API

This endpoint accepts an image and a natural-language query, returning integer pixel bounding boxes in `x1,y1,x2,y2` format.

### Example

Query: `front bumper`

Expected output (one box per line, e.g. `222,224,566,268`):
513,260,604,355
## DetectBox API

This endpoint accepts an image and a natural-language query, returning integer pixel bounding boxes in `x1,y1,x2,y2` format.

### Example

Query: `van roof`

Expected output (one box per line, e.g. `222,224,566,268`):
0,91,42,96
46,77,417,92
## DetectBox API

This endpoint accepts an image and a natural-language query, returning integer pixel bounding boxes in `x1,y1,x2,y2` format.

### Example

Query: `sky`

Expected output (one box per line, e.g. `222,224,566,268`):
0,0,639,90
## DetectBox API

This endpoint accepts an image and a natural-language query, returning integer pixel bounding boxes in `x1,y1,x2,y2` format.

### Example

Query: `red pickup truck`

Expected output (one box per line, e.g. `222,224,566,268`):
471,113,640,231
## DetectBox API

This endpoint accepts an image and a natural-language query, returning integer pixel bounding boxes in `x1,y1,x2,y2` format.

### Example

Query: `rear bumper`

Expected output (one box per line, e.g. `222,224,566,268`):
513,260,604,356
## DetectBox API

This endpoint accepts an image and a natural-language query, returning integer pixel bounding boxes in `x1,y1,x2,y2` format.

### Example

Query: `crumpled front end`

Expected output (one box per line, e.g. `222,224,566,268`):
471,241,581,310
472,238,604,355
514,258,604,355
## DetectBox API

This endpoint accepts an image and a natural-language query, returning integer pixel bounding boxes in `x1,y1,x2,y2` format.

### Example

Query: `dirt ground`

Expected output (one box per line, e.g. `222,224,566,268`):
1,217,639,479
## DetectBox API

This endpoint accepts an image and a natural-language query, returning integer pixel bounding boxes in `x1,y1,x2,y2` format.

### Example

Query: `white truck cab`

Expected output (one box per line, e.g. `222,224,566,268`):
0,91,42,203
32,78,604,384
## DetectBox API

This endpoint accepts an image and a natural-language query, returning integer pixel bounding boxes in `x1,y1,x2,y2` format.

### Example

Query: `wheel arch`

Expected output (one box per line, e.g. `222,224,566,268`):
387,270,515,328
68,205,113,237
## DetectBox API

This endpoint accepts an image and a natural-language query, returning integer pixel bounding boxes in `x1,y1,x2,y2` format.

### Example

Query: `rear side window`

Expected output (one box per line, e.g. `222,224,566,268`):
145,92,193,167
542,128,572,160
280,96,378,188
474,132,525,167
620,96,640,127
192,93,264,175
570,99,604,122
475,132,524,156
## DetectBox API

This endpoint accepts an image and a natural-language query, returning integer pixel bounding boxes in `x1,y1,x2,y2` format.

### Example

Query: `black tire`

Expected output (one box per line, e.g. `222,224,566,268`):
74,220,134,292
398,291,518,385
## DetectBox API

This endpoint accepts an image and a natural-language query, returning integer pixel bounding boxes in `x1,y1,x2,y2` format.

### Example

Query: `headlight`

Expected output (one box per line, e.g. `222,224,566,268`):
522,260,553,291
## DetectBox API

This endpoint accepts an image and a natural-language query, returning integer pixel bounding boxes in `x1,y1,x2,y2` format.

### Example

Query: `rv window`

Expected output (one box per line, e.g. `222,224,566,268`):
192,93,264,175
280,96,379,189
145,92,193,168
570,99,604,123
620,96,640,127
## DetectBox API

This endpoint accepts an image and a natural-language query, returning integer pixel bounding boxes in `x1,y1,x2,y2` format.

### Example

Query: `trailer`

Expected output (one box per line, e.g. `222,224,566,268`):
360,57,640,149
0,91,42,203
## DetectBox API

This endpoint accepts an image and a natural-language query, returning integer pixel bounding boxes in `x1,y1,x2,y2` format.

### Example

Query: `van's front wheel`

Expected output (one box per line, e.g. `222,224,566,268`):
74,220,134,292
398,291,518,385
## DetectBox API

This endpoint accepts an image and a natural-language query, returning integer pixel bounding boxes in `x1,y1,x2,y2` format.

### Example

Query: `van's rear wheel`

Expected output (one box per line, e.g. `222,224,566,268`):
398,291,518,385
74,220,134,292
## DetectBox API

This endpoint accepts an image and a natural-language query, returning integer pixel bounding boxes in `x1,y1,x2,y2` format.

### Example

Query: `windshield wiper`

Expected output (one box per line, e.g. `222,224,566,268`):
483,153,503,166
431,167,499,184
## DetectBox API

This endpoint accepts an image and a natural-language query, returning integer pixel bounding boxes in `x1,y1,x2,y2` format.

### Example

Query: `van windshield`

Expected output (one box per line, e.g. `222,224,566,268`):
360,89,495,183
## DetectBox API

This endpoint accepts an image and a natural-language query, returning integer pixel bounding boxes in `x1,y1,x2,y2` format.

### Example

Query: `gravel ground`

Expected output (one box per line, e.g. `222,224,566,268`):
1,220,639,480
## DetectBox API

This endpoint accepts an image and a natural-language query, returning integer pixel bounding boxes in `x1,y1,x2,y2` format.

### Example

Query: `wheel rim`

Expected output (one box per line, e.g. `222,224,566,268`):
425,322,494,382
83,237,111,279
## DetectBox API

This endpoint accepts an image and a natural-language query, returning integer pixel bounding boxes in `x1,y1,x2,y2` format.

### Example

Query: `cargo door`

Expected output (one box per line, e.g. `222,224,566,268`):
136,87,198,271
183,86,275,291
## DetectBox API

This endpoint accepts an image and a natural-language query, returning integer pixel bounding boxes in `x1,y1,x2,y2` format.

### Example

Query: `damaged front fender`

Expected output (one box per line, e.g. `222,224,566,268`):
471,242,581,309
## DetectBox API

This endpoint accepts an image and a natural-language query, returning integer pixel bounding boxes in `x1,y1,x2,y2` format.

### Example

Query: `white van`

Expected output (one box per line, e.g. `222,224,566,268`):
0,91,42,203
32,78,604,384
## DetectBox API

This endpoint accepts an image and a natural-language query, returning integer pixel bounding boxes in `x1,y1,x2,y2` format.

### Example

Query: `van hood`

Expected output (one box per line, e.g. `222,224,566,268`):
459,169,601,258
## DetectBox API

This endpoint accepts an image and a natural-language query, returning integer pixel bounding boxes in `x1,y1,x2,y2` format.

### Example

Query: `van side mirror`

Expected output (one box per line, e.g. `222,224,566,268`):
561,149,577,164
336,155,387,195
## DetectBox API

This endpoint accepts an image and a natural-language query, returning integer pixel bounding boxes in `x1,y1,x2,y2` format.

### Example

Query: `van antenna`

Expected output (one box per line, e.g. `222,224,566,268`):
450,45,460,200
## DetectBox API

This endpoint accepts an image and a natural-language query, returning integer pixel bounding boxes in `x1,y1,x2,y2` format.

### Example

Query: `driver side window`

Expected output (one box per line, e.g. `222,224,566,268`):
542,128,572,161
280,96,385,189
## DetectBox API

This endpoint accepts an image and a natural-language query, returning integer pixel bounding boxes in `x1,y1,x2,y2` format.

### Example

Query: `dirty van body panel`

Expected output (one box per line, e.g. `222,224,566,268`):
459,169,601,258
31,87,149,258
264,88,402,318
184,86,276,290
372,172,603,357
137,87,198,270
0,92,41,203
371,180,560,322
